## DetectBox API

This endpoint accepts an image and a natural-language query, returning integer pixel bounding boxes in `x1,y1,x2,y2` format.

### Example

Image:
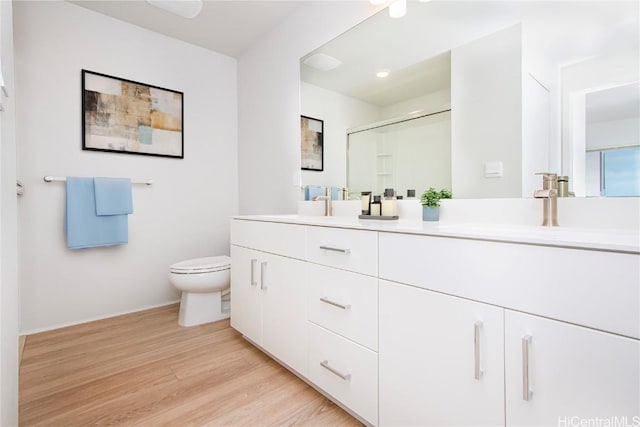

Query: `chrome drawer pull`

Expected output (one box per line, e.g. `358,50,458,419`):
320,297,351,311
250,259,258,286
260,261,267,290
522,335,533,401
319,246,351,254
320,360,351,381
474,321,483,380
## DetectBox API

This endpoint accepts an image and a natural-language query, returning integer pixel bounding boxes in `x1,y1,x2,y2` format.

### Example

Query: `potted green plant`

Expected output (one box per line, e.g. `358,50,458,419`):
420,188,452,221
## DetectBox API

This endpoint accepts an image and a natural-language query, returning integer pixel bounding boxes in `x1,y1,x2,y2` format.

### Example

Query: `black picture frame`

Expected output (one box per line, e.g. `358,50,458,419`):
301,115,324,171
82,69,184,159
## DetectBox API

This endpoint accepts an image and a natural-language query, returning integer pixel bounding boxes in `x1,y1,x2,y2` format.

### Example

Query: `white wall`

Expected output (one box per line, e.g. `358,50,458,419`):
451,24,522,198
587,117,640,151
1,0,19,423
14,1,238,333
238,2,380,215
300,82,380,189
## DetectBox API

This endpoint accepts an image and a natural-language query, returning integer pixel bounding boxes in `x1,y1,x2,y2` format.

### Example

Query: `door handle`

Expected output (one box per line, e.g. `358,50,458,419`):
320,297,351,310
319,246,351,254
320,360,351,381
522,335,533,401
250,259,258,286
260,261,267,290
474,321,483,380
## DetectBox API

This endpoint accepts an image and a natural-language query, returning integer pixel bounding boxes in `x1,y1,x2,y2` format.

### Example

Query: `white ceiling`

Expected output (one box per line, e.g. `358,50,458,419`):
68,0,306,58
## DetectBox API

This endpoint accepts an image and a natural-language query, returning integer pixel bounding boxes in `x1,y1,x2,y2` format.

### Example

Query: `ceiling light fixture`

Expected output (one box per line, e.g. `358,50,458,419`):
146,0,203,19
303,53,342,71
389,0,407,18
376,69,391,78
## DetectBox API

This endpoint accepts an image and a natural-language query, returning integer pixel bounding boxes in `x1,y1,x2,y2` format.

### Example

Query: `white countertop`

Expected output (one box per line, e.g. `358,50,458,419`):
233,214,640,254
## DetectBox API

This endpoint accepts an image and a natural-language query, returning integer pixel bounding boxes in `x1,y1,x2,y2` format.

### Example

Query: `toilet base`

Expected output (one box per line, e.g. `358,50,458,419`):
178,290,230,327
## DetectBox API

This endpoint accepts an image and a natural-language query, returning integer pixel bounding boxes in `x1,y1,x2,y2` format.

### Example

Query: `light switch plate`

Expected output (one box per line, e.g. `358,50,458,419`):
485,161,503,178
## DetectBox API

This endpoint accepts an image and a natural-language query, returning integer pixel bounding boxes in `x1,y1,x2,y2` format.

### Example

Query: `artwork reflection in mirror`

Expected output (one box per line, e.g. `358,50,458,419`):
301,115,324,171
300,1,639,198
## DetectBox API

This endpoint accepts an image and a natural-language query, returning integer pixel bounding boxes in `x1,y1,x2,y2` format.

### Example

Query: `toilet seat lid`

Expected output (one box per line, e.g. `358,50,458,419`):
170,256,230,273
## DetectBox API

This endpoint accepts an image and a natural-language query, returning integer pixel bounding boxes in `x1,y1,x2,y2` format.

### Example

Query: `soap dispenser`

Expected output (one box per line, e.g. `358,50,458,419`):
382,188,398,217
370,195,382,216
361,191,372,215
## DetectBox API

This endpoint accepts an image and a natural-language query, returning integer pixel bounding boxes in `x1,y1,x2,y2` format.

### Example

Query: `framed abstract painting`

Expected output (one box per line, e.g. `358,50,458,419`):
82,69,184,158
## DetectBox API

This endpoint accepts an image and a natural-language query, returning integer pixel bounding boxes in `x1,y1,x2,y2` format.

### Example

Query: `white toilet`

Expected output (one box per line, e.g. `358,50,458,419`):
169,256,231,327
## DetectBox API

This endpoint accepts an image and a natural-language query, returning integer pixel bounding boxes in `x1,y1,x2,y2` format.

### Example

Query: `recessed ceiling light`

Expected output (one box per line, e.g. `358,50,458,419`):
303,53,342,71
146,0,203,19
376,69,390,78
389,0,407,18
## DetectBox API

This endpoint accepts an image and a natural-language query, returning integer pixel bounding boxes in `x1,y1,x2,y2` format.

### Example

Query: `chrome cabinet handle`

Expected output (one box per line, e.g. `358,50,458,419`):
320,297,351,310
250,259,258,286
522,335,533,401
474,321,483,380
319,246,351,254
320,360,351,381
260,261,267,290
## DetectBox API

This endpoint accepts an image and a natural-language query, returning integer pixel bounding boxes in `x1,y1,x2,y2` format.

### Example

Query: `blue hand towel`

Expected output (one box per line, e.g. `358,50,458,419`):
94,177,133,215
65,177,129,249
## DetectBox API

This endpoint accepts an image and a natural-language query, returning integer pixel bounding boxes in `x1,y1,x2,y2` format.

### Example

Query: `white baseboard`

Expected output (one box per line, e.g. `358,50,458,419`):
19,300,181,336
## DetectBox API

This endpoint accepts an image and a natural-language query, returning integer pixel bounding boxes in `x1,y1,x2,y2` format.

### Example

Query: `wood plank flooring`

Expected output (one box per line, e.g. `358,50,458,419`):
19,304,362,426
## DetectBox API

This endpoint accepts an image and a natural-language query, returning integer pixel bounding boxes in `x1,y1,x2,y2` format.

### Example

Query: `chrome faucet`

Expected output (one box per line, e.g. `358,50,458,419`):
533,173,559,227
312,188,332,216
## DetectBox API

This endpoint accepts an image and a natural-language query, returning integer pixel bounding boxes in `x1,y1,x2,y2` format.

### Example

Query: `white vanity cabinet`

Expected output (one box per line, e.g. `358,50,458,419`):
231,219,379,425
379,280,505,426
231,216,639,427
305,225,379,425
230,220,308,376
505,310,640,426
379,231,640,426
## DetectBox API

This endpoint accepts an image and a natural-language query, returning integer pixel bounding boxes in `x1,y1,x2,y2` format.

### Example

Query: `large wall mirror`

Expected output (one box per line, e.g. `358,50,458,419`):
300,1,639,199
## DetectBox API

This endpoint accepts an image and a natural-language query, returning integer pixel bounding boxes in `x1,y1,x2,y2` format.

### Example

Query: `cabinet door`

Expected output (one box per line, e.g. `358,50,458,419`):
505,310,640,425
230,245,262,345
261,253,308,376
379,280,504,426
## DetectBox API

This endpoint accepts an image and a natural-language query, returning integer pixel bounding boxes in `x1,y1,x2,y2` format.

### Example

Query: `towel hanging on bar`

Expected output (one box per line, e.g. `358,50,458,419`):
65,177,131,249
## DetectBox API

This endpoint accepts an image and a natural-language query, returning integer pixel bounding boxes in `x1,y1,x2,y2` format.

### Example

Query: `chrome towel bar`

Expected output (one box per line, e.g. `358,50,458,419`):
43,176,153,186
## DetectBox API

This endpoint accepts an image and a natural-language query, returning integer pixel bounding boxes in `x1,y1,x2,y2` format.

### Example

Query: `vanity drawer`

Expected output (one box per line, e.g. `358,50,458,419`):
307,322,378,425
307,263,378,351
306,226,377,276
379,232,640,339
231,219,305,259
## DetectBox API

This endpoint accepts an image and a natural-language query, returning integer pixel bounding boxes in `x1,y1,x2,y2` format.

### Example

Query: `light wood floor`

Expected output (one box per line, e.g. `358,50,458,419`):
19,304,362,426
